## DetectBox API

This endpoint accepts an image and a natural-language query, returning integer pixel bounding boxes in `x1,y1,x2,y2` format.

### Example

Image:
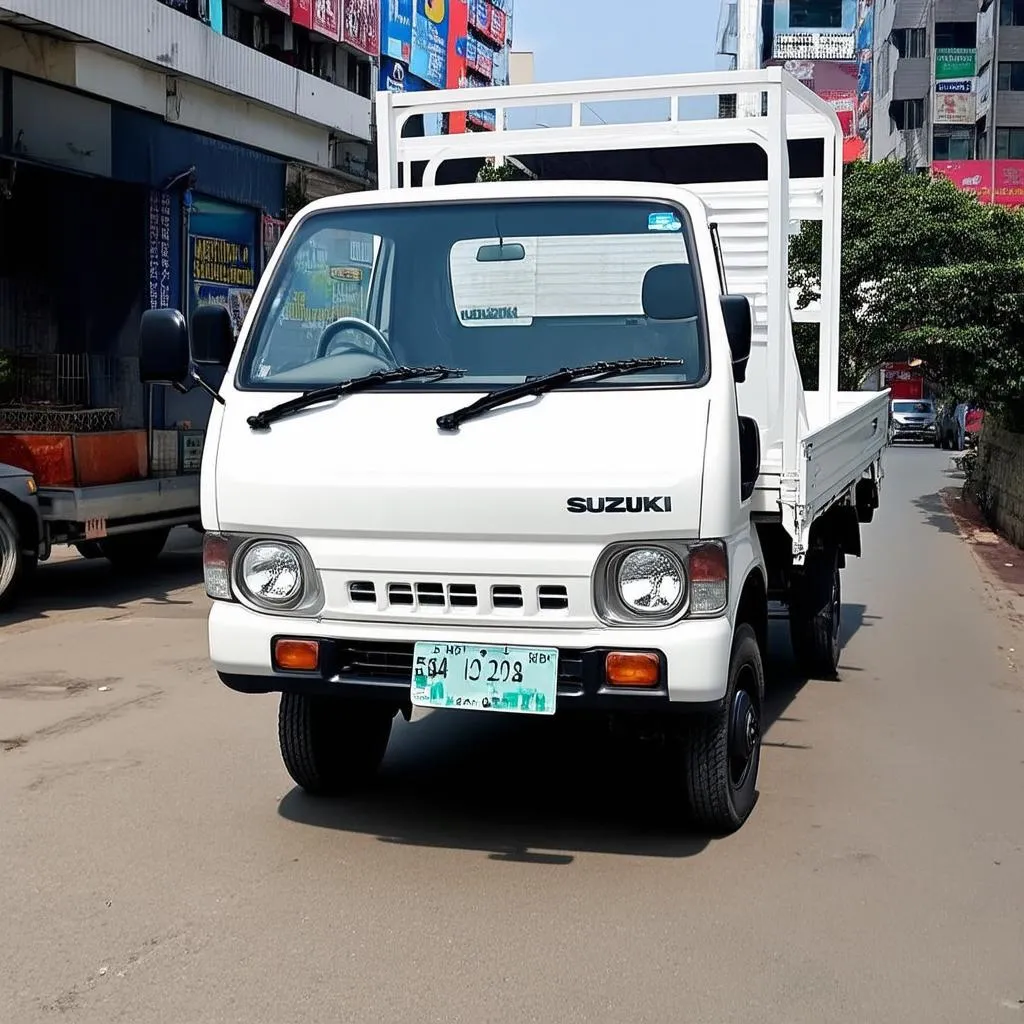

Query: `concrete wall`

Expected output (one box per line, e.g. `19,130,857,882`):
972,424,1024,549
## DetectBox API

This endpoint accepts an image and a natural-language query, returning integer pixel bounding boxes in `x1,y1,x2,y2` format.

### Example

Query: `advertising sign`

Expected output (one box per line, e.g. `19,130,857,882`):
446,0,469,133
934,48,976,125
411,0,448,89
932,160,1024,206
188,198,258,338
292,0,313,29
341,0,379,55
264,0,291,13
855,0,872,159
773,0,855,59
380,58,444,133
147,190,174,311
382,0,413,62
312,0,341,39
977,62,993,121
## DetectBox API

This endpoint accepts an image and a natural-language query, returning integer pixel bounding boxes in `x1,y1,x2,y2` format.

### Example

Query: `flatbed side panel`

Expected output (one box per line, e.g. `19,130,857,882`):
801,390,889,525
39,476,201,525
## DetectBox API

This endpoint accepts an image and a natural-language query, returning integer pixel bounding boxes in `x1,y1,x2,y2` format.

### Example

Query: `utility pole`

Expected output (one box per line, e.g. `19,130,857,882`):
737,0,764,118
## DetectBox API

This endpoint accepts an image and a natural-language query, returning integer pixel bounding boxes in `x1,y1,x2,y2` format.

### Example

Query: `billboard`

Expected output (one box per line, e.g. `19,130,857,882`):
934,48,976,125
312,0,341,39
446,0,469,133
933,160,1024,206
380,58,444,134
773,0,856,60
381,0,413,63
264,0,291,12
410,0,448,89
855,0,872,159
341,0,379,56
292,0,313,28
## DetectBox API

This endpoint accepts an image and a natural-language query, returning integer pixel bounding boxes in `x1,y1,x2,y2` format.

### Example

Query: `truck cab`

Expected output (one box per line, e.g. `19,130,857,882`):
139,69,887,834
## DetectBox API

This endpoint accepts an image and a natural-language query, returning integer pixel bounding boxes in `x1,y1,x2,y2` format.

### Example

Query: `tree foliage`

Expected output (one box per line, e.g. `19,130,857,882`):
789,160,1024,426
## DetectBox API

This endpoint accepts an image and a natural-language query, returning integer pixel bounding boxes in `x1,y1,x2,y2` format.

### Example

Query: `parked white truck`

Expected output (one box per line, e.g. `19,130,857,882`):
139,69,886,833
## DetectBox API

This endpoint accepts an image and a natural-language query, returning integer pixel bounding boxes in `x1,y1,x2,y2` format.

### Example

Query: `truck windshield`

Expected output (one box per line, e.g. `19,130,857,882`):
238,199,708,391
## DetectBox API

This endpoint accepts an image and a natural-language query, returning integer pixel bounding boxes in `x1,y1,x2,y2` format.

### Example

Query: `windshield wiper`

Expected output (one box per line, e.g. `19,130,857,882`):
436,357,683,432
248,366,467,431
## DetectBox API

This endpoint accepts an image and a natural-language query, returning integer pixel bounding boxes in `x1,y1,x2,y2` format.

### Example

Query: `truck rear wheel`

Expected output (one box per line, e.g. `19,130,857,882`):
97,527,171,571
789,545,842,679
278,693,395,796
677,623,764,834
0,503,32,611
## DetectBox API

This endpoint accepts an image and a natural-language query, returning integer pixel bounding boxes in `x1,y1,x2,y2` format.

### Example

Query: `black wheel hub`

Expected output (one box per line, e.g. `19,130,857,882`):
729,688,760,765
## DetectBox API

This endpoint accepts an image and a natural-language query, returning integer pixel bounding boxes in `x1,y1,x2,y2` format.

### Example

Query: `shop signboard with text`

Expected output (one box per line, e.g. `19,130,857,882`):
855,0,872,159
773,0,855,60
934,48,976,125
380,58,444,133
188,197,258,338
410,0,448,89
312,0,340,39
341,0,379,56
381,0,413,62
264,0,291,13
446,0,469,133
292,0,313,28
932,160,1024,206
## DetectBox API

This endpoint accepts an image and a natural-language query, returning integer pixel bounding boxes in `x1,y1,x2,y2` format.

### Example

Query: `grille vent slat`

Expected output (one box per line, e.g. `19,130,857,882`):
491,584,524,609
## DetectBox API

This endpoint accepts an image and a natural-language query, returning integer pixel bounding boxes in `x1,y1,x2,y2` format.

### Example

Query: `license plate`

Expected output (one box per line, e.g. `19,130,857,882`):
411,642,559,715
84,517,107,540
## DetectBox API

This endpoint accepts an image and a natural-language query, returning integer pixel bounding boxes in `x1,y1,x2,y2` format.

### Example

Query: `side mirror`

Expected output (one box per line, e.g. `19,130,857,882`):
721,295,752,383
191,304,235,368
139,308,190,386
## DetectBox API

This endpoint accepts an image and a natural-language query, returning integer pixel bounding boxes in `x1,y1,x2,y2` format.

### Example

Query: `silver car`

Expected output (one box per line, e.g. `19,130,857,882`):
889,399,937,444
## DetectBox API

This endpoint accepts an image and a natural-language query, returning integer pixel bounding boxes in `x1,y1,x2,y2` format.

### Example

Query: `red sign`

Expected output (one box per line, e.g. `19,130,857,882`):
341,0,379,56
489,6,506,46
264,0,291,13
291,0,313,29
447,0,469,134
932,160,1024,206
311,0,340,39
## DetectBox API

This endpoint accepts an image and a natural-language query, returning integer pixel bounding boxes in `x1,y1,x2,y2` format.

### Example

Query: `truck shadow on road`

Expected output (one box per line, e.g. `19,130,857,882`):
278,603,870,861
0,529,203,627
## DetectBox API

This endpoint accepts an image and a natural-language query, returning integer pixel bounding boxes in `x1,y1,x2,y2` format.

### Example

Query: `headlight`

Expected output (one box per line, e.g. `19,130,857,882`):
237,541,305,609
616,548,685,615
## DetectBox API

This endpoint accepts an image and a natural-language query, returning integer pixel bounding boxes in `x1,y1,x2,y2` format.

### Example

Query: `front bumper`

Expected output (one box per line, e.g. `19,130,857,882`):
209,601,734,712
892,422,936,441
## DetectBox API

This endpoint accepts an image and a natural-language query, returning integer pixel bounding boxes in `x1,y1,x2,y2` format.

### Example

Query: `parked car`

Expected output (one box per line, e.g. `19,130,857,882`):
890,399,937,444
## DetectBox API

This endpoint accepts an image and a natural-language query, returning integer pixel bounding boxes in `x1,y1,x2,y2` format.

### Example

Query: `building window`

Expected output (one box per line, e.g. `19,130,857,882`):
935,22,976,49
1000,0,1024,27
788,0,843,29
891,28,927,59
892,98,925,130
996,128,1024,158
933,132,975,161
998,61,1024,91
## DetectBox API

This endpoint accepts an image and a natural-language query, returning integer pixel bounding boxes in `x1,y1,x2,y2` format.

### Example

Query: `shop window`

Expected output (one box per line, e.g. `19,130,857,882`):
891,98,925,131
998,61,1024,91
788,0,843,29
1000,0,1024,27
996,127,1024,159
935,22,976,49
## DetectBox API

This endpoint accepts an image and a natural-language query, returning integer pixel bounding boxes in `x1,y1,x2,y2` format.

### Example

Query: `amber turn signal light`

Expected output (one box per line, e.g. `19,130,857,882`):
604,652,661,687
273,638,320,672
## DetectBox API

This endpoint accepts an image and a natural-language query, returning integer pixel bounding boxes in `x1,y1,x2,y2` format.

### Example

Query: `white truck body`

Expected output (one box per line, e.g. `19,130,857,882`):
141,68,887,832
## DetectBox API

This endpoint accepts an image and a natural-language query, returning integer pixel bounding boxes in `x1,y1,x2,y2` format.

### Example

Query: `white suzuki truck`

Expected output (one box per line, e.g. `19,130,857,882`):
138,69,887,833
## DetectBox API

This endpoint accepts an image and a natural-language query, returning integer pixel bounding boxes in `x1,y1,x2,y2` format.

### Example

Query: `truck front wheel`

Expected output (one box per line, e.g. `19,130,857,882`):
676,623,764,834
97,527,171,571
789,545,842,679
278,693,395,796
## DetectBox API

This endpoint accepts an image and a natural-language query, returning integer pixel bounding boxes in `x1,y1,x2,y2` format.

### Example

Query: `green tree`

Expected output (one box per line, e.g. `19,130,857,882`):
789,160,1024,418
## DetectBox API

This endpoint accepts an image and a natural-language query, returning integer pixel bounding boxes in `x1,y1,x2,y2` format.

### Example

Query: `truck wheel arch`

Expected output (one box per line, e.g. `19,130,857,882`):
0,490,39,554
735,568,768,658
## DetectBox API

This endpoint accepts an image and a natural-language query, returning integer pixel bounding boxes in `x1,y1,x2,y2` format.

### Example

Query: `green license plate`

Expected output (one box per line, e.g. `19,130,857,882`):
411,642,559,715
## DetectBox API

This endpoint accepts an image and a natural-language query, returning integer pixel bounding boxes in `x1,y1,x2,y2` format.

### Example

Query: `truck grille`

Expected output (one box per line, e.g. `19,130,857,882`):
346,580,571,614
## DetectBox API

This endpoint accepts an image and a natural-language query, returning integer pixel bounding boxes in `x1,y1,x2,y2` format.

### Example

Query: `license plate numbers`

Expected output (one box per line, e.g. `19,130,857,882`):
84,517,107,540
411,642,559,715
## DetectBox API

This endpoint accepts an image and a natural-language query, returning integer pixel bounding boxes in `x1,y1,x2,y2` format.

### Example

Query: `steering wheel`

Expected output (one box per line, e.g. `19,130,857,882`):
315,316,397,365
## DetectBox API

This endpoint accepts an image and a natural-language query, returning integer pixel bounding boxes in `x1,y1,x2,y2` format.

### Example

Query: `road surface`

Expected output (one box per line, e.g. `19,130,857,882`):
1,449,1022,1023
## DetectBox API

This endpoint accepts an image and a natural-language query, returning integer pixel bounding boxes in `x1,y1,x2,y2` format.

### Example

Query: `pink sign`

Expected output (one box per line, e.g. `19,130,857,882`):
932,160,1024,206
341,0,379,57
311,0,340,39
264,0,291,13
291,0,313,29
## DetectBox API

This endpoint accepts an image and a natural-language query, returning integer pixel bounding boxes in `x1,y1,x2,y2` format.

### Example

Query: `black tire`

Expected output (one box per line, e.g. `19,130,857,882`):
933,432,941,448
0,502,30,612
75,541,104,559
279,693,395,796
97,527,171,571
676,623,764,835
789,544,842,680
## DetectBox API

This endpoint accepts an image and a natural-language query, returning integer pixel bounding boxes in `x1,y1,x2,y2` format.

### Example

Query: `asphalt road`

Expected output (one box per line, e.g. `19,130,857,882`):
2,448,1023,1024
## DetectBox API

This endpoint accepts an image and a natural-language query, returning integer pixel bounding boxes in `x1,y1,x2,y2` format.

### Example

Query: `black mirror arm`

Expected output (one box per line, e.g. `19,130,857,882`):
171,363,226,405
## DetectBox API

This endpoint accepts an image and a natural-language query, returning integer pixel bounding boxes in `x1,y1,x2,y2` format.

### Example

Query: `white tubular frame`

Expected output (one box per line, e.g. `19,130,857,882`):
375,67,843,421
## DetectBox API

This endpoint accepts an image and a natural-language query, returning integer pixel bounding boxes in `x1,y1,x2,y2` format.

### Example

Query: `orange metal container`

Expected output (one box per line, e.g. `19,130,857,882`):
71,431,148,486
0,434,75,487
